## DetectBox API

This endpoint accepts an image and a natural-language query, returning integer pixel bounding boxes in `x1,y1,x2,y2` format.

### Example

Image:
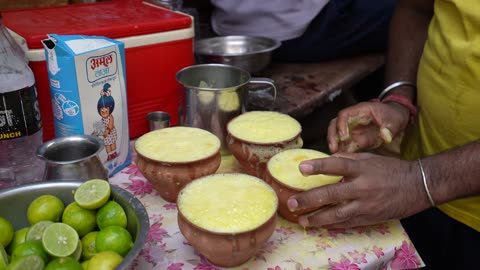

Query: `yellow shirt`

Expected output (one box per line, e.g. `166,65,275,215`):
401,0,480,231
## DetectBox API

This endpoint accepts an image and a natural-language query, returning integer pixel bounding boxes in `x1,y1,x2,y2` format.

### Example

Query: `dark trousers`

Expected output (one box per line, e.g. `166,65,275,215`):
401,207,480,269
273,0,396,62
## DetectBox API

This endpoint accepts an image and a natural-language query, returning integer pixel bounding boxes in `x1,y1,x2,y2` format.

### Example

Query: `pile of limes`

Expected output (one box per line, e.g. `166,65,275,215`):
0,179,134,270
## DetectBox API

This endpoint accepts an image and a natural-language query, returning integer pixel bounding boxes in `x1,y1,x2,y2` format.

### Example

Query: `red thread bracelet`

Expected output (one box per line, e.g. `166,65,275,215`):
370,94,418,122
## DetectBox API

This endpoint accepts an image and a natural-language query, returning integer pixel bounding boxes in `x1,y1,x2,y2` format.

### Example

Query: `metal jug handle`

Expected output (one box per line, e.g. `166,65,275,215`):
248,77,277,111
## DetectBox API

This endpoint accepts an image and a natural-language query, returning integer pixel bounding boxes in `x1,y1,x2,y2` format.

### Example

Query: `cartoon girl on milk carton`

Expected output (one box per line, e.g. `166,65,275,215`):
97,83,118,161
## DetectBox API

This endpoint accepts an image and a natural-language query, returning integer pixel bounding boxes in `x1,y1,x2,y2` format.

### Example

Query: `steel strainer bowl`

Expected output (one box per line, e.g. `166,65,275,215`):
195,35,281,73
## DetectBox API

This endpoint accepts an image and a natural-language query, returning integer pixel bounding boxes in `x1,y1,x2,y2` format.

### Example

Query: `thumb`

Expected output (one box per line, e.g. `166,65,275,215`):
379,127,393,144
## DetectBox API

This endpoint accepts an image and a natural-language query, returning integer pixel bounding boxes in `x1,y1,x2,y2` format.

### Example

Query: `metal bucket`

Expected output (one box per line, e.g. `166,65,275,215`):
176,64,276,155
36,134,108,181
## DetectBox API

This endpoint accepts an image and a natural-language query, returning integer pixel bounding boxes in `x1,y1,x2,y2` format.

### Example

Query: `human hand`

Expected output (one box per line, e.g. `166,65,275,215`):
286,152,430,229
328,101,410,153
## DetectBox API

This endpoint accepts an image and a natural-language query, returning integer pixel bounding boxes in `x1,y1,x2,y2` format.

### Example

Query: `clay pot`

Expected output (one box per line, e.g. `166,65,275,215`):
264,148,342,223
135,127,222,203
177,173,278,267
135,152,221,203
265,169,310,223
226,111,303,180
227,133,303,179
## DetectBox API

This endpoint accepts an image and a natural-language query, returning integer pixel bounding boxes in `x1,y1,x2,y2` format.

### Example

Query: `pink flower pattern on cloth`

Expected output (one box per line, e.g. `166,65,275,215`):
109,146,425,270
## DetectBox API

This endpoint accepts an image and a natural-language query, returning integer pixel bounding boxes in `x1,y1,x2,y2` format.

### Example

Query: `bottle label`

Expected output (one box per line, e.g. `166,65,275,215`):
0,85,42,140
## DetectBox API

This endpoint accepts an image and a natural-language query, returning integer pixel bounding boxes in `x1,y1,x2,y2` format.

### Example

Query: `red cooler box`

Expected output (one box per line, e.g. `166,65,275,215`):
2,0,194,141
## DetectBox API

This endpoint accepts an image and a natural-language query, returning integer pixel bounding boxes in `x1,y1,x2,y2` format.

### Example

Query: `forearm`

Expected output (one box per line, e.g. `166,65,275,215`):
422,141,480,205
385,0,434,100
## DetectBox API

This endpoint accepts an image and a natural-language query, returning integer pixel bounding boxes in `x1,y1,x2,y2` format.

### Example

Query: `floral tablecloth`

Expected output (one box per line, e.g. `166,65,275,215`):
109,143,425,270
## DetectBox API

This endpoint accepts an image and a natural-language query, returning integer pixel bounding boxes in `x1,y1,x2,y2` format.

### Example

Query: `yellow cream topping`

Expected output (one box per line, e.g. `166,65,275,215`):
227,111,301,143
267,149,342,190
177,173,278,233
135,127,220,162
218,91,240,112
197,90,240,112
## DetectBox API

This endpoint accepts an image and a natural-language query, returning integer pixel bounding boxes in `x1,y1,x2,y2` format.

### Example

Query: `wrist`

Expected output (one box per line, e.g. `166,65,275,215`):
382,94,418,123
370,93,418,123
379,81,416,100
386,101,411,122
389,85,416,100
418,158,436,208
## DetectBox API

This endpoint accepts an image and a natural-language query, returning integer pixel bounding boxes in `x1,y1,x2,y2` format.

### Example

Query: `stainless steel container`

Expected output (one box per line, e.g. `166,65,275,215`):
176,64,276,155
36,135,108,181
194,36,281,73
146,111,171,131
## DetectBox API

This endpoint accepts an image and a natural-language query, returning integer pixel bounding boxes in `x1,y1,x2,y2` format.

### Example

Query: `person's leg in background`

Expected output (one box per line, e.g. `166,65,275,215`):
273,0,396,62
401,208,480,269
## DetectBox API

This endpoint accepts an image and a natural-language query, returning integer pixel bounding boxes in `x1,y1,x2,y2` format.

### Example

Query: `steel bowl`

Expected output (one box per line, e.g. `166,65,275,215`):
0,181,149,269
195,36,281,73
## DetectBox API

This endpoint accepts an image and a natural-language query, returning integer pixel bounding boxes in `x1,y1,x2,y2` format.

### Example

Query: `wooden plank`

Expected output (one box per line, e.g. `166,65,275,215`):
248,53,385,119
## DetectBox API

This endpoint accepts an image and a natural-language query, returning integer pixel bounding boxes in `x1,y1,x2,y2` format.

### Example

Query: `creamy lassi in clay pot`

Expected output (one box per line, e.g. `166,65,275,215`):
265,148,342,223
135,126,221,203
177,173,278,267
226,111,303,179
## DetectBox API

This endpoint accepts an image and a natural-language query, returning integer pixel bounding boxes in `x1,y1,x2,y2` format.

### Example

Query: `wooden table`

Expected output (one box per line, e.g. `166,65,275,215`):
248,54,385,119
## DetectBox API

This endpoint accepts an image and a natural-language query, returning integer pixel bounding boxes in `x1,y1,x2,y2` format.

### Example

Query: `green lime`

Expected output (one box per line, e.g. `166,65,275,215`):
95,226,133,257
74,180,111,210
26,221,53,241
45,257,83,270
96,201,127,230
7,227,29,254
26,195,65,225
62,202,97,237
6,255,44,270
11,240,50,265
80,231,98,261
41,223,79,258
0,243,9,270
0,217,14,248
86,251,123,270
69,241,82,261
81,260,89,270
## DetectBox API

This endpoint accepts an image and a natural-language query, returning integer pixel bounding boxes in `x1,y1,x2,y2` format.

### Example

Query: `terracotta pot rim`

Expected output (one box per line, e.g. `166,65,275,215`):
177,209,277,235
136,148,221,165
266,170,307,192
227,131,302,146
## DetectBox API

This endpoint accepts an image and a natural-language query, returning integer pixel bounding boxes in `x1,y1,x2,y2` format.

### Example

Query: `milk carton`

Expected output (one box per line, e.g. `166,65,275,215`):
42,34,130,177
